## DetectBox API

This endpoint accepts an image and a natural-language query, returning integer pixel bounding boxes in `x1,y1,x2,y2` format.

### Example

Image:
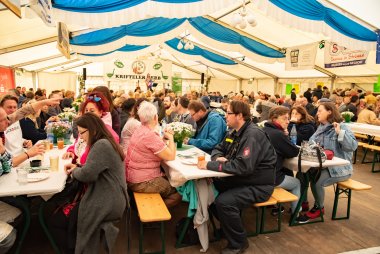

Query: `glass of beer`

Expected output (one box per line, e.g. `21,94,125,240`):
57,138,65,150
50,155,59,171
197,153,206,163
44,139,50,151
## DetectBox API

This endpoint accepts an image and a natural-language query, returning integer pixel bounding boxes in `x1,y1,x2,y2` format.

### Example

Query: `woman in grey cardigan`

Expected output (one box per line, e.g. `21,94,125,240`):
62,113,128,254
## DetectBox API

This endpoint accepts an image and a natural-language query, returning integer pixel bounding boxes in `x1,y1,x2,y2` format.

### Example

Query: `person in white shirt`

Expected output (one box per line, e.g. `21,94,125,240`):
0,95,32,155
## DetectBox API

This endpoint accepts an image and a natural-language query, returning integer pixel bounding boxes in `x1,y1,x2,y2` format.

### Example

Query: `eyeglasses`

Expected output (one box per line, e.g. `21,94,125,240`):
190,111,197,118
88,95,101,102
79,129,88,135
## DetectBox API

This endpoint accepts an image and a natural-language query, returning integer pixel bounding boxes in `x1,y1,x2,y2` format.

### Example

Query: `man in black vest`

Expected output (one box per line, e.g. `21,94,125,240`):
197,101,276,254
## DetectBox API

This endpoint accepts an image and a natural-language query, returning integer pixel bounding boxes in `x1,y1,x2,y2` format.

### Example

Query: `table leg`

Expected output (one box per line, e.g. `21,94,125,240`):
13,196,31,254
38,201,61,254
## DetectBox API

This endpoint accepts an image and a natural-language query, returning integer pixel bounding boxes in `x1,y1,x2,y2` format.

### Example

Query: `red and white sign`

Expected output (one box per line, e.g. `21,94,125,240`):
324,42,368,68
0,67,15,95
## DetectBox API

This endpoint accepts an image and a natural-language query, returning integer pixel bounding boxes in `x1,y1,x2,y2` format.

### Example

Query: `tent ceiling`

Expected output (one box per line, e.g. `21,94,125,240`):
0,0,379,81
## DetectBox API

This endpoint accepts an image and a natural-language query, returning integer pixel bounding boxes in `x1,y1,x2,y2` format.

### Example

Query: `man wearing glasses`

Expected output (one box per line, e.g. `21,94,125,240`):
186,101,226,154
197,100,276,254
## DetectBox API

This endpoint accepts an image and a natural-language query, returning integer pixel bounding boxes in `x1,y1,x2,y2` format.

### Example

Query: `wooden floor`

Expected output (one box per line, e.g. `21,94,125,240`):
21,151,380,254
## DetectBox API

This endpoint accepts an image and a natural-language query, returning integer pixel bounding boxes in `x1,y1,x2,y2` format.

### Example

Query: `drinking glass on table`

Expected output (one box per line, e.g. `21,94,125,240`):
57,138,65,149
50,156,59,171
197,153,206,163
17,167,28,185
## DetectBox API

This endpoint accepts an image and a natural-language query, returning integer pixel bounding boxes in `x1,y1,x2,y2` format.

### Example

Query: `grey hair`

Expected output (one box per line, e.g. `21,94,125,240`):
137,101,157,124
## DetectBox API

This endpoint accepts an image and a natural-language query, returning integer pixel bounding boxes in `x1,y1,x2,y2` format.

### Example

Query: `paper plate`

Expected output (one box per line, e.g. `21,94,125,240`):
179,158,198,165
27,172,50,182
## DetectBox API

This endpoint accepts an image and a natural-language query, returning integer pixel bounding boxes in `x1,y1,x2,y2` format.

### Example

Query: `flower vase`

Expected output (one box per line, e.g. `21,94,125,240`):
343,114,351,123
176,140,183,149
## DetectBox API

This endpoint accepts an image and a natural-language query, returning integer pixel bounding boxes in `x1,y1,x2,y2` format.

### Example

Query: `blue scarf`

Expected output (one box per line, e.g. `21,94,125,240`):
312,123,334,147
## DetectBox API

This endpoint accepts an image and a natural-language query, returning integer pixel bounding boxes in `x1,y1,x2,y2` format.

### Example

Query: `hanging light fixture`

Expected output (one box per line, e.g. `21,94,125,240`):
230,1,257,29
176,34,195,50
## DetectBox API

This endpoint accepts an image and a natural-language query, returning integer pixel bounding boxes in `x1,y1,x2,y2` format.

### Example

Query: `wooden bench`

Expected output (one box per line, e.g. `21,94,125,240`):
248,188,298,236
332,179,372,220
354,133,368,140
362,144,380,172
353,141,367,164
134,193,171,254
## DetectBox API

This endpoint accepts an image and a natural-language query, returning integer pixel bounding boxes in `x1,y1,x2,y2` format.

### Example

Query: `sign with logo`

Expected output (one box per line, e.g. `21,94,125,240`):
57,22,70,59
104,59,172,88
324,42,368,68
285,43,317,71
172,72,182,95
0,67,15,95
29,0,53,26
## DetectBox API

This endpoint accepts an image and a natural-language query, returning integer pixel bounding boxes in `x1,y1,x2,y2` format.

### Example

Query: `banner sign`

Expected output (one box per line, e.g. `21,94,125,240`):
29,0,53,26
0,67,15,95
172,72,182,95
57,22,70,59
376,30,380,64
324,42,368,68
375,75,380,93
104,59,172,88
285,84,292,95
285,43,317,71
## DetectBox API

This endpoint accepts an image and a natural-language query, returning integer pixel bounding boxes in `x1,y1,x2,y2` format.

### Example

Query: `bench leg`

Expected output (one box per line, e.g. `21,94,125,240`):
372,152,380,173
160,222,166,254
332,186,351,220
139,222,144,254
353,149,357,164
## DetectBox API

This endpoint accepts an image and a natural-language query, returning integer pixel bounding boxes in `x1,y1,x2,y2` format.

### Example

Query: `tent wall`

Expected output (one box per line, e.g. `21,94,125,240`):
15,70,34,89
37,72,77,95
208,79,237,95
241,79,276,96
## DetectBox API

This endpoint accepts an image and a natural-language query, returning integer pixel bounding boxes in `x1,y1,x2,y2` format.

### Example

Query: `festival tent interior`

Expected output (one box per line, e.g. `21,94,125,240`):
0,0,379,96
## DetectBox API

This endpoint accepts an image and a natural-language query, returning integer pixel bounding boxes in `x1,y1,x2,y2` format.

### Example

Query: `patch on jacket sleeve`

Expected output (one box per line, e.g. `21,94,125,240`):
243,147,250,157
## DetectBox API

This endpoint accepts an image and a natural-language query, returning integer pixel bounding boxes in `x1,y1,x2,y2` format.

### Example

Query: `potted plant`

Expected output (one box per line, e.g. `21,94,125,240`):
341,111,354,123
166,122,194,148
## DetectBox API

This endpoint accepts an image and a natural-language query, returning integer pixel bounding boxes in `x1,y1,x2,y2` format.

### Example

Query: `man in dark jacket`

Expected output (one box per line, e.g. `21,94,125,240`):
197,101,276,254
312,85,323,100
303,88,312,103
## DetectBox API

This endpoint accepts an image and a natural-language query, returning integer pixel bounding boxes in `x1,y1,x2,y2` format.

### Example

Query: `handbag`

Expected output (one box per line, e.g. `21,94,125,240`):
50,177,86,216
324,149,334,160
299,141,327,163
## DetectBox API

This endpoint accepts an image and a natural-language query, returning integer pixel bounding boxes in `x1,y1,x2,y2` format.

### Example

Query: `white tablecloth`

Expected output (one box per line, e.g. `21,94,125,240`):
346,123,380,136
283,156,350,173
161,146,231,187
0,148,70,198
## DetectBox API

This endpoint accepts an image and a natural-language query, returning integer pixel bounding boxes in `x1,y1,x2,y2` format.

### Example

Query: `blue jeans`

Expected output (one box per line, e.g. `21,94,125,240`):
310,169,351,208
277,175,301,213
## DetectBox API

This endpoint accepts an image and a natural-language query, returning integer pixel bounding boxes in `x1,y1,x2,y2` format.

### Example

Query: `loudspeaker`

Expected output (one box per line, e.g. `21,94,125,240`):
201,73,205,84
83,68,87,80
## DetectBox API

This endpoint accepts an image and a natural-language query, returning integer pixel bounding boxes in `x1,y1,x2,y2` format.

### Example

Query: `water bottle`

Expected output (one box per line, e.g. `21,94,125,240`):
160,120,167,137
290,124,297,145
46,121,54,144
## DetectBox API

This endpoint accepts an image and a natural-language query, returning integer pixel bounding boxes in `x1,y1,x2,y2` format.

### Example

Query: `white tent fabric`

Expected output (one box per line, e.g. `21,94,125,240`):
0,0,379,85
49,0,236,28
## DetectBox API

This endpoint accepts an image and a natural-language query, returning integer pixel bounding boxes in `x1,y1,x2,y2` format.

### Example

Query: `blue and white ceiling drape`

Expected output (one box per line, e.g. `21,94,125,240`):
70,17,285,63
78,38,237,67
50,0,236,28
253,0,378,50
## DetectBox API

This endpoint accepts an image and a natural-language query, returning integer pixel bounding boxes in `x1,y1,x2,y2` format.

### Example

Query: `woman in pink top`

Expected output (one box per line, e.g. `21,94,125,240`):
126,101,181,208
63,92,119,164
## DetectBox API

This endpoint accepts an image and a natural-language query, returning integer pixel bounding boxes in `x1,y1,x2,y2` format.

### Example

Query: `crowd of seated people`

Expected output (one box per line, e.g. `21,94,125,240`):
0,83,371,253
